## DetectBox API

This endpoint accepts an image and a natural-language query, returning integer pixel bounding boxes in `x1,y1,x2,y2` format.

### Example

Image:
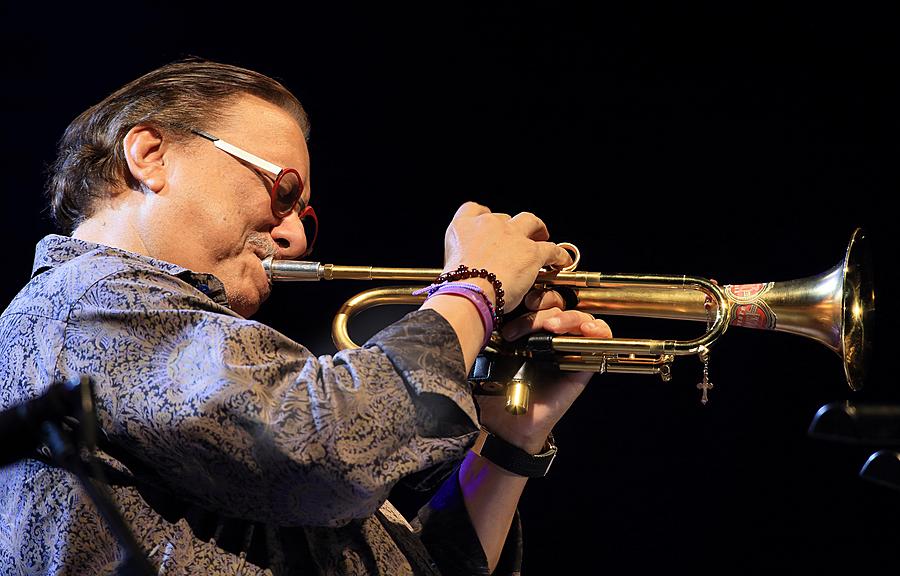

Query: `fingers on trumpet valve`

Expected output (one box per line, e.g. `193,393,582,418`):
501,307,612,341
508,211,550,241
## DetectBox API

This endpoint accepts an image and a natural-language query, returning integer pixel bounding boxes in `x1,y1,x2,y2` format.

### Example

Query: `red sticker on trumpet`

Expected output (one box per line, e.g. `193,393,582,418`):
726,283,773,303
732,302,777,330
726,283,777,330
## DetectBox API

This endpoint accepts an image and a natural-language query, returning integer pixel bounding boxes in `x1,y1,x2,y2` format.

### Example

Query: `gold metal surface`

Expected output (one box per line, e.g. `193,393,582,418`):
505,381,531,416
262,229,873,413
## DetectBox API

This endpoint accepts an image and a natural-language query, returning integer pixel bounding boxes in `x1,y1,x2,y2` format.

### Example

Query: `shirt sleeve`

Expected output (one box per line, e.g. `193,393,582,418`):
413,466,524,576
60,266,481,527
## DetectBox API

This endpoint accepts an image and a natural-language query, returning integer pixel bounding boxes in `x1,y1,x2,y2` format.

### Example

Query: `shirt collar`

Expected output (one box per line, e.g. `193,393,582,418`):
32,235,230,308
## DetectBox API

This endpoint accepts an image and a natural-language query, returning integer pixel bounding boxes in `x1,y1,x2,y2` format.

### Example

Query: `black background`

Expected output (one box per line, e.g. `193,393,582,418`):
2,2,898,573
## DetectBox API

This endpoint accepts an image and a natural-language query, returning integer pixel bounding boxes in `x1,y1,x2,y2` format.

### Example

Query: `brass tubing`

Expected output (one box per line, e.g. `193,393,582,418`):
603,365,669,376
263,258,602,285
323,277,731,358
569,267,845,352
549,336,675,356
325,265,442,281
570,286,710,321
332,287,425,350
264,228,873,401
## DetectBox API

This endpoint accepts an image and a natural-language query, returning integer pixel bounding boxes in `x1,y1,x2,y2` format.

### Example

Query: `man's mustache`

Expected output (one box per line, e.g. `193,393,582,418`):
247,234,277,259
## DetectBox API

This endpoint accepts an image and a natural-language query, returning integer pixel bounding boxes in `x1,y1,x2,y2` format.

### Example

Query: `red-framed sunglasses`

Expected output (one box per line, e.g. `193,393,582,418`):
192,129,318,256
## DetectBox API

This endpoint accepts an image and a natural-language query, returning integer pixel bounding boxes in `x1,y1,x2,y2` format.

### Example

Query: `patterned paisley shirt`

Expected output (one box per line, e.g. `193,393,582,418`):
0,235,521,575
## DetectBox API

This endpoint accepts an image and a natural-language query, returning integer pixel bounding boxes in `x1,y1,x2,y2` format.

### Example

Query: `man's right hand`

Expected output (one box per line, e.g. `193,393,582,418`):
440,201,572,311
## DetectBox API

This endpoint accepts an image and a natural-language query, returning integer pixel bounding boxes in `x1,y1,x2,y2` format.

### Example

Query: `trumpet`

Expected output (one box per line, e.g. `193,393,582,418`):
263,228,874,414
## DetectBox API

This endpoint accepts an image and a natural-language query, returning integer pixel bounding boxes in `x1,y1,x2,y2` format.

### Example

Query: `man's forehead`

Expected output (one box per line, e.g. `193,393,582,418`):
213,96,309,166
215,95,304,141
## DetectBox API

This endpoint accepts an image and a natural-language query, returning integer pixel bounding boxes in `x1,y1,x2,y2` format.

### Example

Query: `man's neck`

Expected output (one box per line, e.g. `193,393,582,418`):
71,206,150,257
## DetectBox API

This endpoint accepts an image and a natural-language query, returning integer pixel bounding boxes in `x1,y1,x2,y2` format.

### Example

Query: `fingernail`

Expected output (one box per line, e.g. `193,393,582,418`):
547,318,561,329
584,321,598,331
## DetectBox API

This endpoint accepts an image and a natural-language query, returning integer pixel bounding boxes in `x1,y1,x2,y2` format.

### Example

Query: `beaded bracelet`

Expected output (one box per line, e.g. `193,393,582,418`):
418,283,495,349
433,265,505,323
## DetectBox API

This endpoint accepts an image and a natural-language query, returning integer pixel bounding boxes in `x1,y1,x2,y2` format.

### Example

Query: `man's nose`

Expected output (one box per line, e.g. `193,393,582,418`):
271,211,307,259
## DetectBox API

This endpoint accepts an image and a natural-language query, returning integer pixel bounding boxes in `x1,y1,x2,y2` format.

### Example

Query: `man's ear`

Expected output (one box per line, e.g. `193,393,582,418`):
122,125,168,193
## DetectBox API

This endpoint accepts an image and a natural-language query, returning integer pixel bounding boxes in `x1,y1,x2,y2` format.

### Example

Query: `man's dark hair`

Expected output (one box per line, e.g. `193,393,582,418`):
46,58,310,234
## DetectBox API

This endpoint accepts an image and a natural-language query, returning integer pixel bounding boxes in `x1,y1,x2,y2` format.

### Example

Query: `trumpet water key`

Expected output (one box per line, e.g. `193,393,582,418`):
262,228,874,414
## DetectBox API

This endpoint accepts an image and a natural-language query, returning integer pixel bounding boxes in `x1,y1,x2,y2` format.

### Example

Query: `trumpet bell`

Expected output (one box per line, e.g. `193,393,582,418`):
840,228,875,390
564,228,874,392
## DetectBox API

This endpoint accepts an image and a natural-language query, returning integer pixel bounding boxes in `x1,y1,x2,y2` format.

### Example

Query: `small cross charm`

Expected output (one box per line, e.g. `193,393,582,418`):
697,344,713,405
697,377,714,405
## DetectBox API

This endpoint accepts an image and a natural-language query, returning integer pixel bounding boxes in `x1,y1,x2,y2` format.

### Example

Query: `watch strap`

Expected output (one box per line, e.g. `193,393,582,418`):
470,426,557,478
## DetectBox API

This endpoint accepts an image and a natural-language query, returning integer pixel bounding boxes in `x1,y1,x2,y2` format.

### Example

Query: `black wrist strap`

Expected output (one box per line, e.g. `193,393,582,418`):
470,426,557,478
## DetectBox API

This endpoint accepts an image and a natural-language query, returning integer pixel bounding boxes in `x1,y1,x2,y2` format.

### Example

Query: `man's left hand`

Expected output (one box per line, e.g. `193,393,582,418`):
474,289,612,454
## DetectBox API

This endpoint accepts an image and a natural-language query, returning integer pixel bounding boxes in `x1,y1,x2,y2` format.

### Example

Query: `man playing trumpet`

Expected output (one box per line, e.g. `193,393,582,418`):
0,59,610,574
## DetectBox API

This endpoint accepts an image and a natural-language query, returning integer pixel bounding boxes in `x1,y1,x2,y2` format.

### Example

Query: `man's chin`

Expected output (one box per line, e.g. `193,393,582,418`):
227,280,269,318
249,283,272,317
220,256,273,317
258,282,272,306
232,296,262,318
